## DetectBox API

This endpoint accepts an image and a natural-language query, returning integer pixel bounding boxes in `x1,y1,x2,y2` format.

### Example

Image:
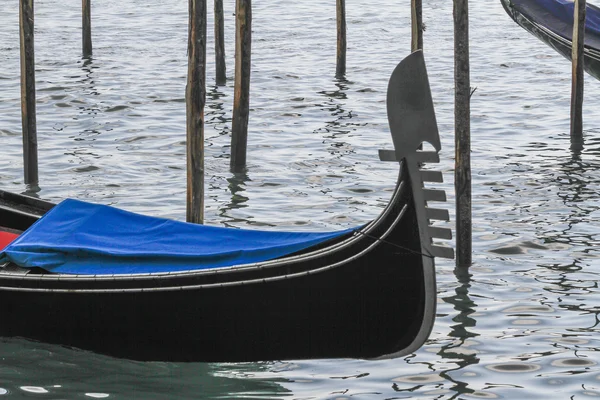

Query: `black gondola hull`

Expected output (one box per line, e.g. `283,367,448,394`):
0,173,426,362
0,246,424,362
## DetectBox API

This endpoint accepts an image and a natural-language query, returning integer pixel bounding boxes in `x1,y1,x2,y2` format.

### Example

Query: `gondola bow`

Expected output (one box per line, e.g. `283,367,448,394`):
0,51,453,362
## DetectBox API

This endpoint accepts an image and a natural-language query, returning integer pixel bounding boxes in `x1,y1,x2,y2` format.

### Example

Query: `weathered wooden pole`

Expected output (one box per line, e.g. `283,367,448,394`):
186,0,207,224
82,0,92,57
411,0,423,52
336,0,346,78
214,0,226,85
570,0,586,139
230,0,251,171
19,0,38,185
454,0,472,267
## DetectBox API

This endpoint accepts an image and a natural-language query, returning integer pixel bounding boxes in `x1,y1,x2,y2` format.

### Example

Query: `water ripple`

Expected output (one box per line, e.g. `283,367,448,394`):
3,0,600,398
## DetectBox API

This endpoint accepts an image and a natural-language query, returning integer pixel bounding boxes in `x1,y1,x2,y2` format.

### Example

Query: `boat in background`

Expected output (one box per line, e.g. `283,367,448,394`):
0,51,453,362
501,0,600,80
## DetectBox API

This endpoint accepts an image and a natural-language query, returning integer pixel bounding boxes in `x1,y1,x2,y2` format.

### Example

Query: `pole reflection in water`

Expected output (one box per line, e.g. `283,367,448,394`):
393,267,480,398
542,134,600,255
73,57,102,149
22,183,41,197
438,267,480,398
534,135,600,337
77,57,102,121
316,78,361,157
218,170,252,227
79,56,100,97
205,84,230,140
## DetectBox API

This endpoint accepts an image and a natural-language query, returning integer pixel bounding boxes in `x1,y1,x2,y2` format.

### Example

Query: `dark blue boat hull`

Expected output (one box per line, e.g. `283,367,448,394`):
501,0,600,80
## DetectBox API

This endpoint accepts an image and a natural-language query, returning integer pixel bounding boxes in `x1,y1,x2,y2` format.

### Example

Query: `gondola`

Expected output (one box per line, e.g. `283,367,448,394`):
0,51,452,362
501,0,600,80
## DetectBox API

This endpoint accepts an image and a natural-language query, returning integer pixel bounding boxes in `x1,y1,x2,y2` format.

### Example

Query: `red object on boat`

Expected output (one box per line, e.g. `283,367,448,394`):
0,232,18,251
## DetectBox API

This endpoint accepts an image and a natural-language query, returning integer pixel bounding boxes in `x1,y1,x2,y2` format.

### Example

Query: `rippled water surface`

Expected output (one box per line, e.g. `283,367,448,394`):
2,0,600,398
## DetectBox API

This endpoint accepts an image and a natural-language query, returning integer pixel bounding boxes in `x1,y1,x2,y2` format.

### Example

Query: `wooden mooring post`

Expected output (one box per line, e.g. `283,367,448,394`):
454,0,472,267
411,0,423,52
186,0,207,224
571,0,586,140
82,0,92,57
214,0,226,85
230,0,251,171
19,0,38,185
336,0,346,78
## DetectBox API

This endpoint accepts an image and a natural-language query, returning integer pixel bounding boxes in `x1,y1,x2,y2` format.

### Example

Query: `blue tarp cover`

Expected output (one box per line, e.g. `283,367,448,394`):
0,199,356,275
511,0,600,49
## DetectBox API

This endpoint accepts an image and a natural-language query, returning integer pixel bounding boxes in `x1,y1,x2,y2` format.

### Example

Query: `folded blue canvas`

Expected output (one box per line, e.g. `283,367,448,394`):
0,199,356,275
